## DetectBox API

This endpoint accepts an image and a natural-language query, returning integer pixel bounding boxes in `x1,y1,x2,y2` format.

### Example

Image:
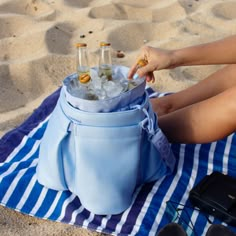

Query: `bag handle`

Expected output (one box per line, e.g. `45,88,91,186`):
135,103,176,173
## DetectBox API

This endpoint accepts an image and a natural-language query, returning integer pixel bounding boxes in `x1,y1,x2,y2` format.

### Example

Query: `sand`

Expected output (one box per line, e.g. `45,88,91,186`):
0,0,236,235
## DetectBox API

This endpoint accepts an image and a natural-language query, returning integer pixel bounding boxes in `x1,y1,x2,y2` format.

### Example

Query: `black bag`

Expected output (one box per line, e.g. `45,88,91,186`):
189,171,236,226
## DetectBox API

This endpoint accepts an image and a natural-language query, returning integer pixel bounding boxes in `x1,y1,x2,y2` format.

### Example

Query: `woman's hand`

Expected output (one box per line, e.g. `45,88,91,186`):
128,46,176,82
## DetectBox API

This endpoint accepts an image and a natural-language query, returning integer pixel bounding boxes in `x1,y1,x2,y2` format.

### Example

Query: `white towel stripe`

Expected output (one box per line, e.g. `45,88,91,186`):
223,134,233,174
207,142,217,175
69,206,85,225
82,213,95,228
96,215,112,233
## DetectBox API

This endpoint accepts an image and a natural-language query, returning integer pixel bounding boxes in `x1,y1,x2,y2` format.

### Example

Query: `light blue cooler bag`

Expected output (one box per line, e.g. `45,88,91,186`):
36,66,175,215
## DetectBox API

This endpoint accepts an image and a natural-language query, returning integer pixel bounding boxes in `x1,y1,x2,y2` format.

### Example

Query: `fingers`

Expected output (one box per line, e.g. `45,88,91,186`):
136,64,155,81
140,71,155,83
128,63,139,79
136,65,149,78
128,46,156,82
128,55,146,79
128,57,149,79
146,72,155,83
128,63,155,83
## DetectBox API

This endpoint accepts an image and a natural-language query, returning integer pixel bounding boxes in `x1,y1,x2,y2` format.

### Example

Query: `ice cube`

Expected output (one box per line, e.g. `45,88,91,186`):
95,89,107,100
103,80,124,98
91,75,102,90
69,85,87,99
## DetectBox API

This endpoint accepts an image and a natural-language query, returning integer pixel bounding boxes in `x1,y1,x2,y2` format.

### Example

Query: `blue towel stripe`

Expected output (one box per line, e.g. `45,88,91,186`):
228,135,236,176
118,184,154,235
20,176,44,214
74,208,91,227
61,196,84,223
27,182,58,218
45,191,68,220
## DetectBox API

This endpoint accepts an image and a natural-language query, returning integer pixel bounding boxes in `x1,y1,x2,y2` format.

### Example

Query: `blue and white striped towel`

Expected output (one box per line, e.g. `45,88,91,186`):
0,87,236,235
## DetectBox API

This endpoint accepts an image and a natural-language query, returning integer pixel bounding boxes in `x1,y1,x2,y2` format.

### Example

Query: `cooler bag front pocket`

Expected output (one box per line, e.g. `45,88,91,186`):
72,123,142,214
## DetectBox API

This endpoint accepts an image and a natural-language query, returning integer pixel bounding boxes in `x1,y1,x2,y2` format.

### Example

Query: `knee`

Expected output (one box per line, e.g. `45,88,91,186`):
224,64,236,71
223,86,236,113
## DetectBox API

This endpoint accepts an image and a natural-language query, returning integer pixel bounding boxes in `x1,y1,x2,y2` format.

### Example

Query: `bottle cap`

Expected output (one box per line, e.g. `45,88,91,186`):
79,74,91,84
100,42,111,47
137,58,148,67
76,43,87,48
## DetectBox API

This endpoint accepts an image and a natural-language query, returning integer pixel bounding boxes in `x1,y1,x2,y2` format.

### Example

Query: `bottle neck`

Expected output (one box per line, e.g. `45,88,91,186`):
99,46,112,67
76,46,90,86
98,47,112,80
76,47,90,72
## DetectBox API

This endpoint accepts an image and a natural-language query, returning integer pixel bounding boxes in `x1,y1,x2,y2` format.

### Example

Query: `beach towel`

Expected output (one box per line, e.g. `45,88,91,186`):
1,87,236,235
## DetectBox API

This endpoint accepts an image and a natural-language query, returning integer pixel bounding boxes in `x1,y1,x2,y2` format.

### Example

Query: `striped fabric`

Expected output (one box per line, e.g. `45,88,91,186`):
1,87,236,236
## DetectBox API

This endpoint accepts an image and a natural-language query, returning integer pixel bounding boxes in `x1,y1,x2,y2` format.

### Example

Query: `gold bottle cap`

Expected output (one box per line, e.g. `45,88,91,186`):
100,42,111,47
137,58,148,67
79,74,91,84
76,43,87,48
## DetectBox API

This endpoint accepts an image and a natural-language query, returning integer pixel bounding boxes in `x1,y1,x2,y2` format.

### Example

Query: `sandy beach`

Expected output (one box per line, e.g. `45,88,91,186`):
1,0,236,235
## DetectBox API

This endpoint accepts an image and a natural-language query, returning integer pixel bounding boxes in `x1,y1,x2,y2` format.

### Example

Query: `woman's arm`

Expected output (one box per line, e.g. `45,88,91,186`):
128,35,236,80
174,35,236,67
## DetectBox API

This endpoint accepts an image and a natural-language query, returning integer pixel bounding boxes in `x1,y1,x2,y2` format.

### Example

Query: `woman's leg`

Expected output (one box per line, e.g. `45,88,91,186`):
152,64,236,116
158,86,236,144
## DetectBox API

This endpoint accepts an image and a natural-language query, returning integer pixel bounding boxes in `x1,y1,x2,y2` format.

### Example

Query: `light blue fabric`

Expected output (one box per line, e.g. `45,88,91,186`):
63,65,146,112
36,71,175,215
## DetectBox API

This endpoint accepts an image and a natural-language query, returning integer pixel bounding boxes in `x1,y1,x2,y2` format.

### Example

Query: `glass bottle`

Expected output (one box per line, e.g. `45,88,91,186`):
76,43,91,85
72,43,99,100
98,42,112,81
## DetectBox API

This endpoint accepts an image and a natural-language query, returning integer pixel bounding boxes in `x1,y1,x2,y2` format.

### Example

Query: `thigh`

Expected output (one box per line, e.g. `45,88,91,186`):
158,86,236,143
